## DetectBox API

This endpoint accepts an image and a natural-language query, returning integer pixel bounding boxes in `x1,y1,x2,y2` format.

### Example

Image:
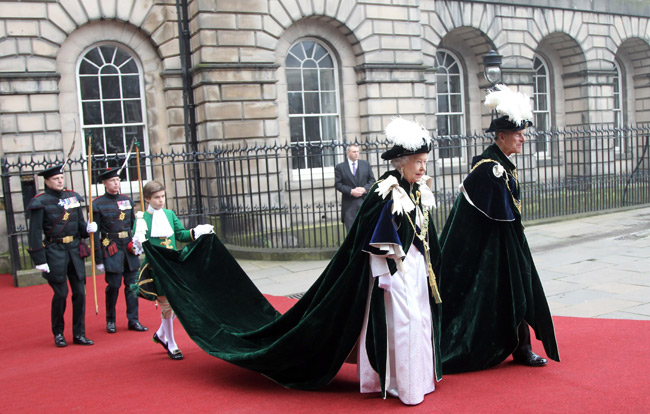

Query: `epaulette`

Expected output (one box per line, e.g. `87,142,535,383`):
27,193,46,210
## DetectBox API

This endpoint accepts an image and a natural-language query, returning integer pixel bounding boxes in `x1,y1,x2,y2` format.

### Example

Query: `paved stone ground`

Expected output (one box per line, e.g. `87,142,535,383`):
240,206,650,320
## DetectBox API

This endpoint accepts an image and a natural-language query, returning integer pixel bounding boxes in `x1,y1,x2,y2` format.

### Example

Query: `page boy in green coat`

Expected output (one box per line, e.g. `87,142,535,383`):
132,180,213,360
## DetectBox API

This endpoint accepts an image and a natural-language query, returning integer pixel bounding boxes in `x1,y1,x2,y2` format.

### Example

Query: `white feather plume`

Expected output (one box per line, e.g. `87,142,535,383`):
484,84,533,127
384,117,432,150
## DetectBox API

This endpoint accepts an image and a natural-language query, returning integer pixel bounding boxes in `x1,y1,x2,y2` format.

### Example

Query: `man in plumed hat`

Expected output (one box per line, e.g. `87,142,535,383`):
27,164,97,347
92,167,147,334
438,85,560,373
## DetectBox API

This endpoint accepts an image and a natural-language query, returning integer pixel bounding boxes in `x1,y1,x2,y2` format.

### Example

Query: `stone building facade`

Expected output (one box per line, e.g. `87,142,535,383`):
1,0,650,254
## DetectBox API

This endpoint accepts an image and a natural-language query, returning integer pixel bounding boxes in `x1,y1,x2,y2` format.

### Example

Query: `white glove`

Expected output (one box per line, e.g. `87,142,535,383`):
378,274,392,292
135,211,144,220
86,222,98,233
35,263,50,273
134,217,148,236
96,264,105,273
132,234,144,255
193,224,214,238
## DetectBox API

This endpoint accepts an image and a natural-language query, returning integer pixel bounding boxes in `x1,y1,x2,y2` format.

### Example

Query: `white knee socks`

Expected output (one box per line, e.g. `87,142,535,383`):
161,317,179,352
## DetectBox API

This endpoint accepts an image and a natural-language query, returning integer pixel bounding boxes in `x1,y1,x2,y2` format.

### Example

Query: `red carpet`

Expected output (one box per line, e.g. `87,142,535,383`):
1,273,649,413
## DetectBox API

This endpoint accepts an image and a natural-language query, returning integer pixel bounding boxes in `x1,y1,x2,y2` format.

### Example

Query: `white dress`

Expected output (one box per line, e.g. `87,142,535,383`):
357,237,436,405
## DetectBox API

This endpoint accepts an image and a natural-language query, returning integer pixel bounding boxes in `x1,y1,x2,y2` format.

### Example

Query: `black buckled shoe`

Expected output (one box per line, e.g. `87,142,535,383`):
128,321,148,332
106,321,116,333
153,333,168,351
54,334,67,347
513,350,547,367
167,348,184,360
73,335,94,346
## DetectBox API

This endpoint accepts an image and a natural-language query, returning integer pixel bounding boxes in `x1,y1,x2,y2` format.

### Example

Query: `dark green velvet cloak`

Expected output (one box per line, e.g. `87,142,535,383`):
438,144,560,374
143,170,442,392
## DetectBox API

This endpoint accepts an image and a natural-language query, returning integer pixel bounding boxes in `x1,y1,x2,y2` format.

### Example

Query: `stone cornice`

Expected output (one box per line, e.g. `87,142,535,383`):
460,0,650,18
0,72,60,81
192,63,280,73
563,69,618,79
355,63,432,72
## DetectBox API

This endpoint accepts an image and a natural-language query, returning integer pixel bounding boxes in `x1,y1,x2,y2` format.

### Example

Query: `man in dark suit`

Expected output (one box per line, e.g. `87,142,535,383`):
92,168,147,334
334,144,376,231
27,164,97,347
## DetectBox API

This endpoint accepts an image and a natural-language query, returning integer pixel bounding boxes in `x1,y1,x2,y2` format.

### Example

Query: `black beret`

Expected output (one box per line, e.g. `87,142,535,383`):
37,165,64,179
97,168,122,181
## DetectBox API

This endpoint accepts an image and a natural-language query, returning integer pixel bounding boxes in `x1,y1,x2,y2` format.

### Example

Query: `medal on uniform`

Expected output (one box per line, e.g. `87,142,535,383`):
102,238,110,246
119,212,125,221
62,212,70,221
117,200,132,210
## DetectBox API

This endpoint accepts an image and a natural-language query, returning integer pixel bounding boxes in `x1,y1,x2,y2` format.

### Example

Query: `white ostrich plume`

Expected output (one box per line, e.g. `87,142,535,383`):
384,117,432,150
484,84,533,127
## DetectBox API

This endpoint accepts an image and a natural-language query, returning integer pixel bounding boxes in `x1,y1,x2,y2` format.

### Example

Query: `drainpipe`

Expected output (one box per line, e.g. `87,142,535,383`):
176,0,202,225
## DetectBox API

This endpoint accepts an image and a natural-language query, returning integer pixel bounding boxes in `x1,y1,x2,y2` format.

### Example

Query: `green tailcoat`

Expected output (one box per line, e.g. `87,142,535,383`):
439,144,560,374
140,209,194,251
137,209,193,296
144,170,442,392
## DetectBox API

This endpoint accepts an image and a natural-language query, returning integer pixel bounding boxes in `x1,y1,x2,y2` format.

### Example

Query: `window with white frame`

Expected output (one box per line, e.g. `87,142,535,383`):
286,39,341,172
435,50,465,160
532,56,551,156
77,44,149,186
613,60,625,153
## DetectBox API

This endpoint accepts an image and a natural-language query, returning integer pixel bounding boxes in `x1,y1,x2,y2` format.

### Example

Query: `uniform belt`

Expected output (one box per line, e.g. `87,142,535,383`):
104,231,131,240
47,235,76,244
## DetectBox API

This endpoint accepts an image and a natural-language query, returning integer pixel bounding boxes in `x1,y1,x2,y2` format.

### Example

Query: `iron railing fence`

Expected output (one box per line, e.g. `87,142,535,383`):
2,124,649,280
0,150,216,279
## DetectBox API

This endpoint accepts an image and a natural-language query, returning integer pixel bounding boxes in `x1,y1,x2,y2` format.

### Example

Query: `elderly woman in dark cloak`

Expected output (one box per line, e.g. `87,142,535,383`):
143,118,443,405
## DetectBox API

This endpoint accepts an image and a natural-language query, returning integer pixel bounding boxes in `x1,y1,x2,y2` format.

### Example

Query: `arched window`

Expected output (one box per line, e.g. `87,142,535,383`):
533,56,551,156
286,39,341,171
435,50,465,160
77,44,149,186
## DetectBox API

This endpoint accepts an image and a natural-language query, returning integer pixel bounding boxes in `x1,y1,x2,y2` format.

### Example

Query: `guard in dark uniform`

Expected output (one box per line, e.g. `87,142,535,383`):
27,164,97,347
92,168,147,333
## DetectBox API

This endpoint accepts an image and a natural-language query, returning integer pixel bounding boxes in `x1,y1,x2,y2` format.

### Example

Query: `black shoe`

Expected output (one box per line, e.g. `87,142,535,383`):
153,333,168,351
54,334,67,347
167,348,184,360
73,335,94,346
106,321,116,333
128,321,148,332
513,350,547,367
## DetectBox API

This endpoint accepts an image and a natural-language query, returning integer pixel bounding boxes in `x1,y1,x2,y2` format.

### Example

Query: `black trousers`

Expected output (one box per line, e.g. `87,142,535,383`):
47,261,86,337
105,269,139,324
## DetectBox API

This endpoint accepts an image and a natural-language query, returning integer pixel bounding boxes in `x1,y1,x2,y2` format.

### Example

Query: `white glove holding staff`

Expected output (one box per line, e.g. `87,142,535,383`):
35,263,50,273
86,222,98,233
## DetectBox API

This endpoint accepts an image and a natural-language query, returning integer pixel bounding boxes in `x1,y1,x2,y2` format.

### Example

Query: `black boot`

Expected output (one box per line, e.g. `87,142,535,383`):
512,322,547,367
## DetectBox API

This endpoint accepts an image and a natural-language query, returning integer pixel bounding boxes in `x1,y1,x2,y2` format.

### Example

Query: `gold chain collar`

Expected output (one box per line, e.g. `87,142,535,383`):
470,158,522,214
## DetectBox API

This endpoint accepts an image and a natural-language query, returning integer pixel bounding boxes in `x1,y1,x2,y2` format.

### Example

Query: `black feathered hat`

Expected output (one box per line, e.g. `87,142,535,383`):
381,118,432,161
486,115,533,133
485,84,534,133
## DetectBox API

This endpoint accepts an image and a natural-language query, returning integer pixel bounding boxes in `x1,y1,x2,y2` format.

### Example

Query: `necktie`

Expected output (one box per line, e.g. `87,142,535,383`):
352,162,356,176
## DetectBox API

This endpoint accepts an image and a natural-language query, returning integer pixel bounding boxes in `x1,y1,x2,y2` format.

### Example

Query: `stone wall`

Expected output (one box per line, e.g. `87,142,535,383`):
1,0,650,254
